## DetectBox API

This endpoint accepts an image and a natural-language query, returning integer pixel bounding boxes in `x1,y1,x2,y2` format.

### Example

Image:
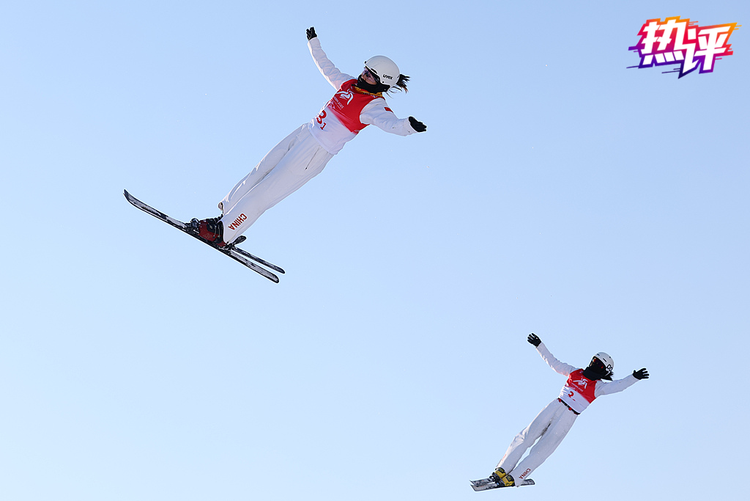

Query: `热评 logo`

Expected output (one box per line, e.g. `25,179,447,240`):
628,16,739,78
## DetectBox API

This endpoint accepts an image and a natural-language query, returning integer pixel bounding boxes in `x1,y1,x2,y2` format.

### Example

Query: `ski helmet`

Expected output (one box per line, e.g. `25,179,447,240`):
589,352,614,380
364,55,400,88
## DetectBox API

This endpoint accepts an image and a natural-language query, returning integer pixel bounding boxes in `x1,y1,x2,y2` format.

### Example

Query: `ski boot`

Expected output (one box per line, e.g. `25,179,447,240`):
490,468,515,487
188,217,226,247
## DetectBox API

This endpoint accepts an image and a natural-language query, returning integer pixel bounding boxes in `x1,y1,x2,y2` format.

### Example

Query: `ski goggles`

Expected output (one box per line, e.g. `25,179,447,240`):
589,357,608,372
362,67,381,84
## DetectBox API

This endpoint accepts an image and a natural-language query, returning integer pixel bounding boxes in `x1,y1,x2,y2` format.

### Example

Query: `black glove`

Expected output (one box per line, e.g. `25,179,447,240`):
527,333,541,347
306,27,317,41
633,368,649,380
409,116,426,132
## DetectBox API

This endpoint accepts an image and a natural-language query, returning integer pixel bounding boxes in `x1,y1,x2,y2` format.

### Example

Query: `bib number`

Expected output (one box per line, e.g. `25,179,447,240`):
316,110,327,130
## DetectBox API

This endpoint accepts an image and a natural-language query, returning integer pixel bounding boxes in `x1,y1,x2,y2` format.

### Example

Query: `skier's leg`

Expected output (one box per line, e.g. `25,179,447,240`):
509,403,577,484
221,128,333,243
496,400,558,475
219,124,307,215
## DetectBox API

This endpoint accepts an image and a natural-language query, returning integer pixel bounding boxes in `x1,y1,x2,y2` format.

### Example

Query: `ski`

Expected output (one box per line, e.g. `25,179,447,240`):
470,477,535,491
123,190,283,283
229,244,285,274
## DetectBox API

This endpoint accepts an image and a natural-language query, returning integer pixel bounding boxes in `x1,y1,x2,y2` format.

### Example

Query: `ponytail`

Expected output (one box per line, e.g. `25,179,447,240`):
395,74,410,93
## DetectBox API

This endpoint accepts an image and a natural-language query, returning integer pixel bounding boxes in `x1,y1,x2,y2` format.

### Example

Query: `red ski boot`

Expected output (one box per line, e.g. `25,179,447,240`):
189,218,226,247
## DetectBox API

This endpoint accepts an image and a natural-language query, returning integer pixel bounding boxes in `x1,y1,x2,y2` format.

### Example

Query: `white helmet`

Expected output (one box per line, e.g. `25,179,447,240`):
591,352,614,379
364,55,400,87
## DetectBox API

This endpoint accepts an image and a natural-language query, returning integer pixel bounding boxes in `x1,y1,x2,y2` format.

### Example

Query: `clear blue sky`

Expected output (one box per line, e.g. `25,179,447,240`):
1,1,748,500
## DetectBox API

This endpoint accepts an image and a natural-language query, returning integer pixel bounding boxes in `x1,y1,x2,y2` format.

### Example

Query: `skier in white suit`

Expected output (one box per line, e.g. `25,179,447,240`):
190,26,426,246
489,333,649,487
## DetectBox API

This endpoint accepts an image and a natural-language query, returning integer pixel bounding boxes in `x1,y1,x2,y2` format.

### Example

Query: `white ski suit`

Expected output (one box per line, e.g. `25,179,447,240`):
497,342,640,485
219,37,419,244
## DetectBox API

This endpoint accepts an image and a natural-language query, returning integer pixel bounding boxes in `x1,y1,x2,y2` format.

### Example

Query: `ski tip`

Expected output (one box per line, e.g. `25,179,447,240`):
123,189,140,207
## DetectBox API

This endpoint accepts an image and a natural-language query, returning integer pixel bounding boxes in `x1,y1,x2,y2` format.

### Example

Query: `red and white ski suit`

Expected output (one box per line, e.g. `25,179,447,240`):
496,342,640,485
219,37,419,243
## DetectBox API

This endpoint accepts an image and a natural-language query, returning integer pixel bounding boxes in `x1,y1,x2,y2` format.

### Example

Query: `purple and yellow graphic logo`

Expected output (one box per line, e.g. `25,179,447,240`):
628,17,739,78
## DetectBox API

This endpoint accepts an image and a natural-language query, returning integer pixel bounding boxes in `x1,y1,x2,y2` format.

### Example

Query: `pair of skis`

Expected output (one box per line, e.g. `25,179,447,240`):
123,190,284,283
470,476,535,491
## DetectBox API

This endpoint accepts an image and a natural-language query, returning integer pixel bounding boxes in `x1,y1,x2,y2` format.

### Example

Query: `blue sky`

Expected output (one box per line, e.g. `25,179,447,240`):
1,1,748,500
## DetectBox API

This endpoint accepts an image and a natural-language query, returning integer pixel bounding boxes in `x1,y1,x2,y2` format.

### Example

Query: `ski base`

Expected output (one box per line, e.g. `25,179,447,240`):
470,477,535,491
123,190,284,282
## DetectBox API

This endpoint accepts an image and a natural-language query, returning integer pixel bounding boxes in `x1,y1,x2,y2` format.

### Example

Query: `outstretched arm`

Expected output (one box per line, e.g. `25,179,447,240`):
595,368,649,397
360,101,422,136
306,27,355,90
528,333,577,377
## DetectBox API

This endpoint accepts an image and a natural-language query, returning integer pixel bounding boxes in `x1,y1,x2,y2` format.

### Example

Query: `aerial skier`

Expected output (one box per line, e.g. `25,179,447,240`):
190,26,427,247
475,333,649,489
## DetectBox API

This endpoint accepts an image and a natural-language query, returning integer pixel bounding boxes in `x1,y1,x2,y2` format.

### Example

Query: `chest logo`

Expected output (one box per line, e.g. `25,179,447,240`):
336,90,354,105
